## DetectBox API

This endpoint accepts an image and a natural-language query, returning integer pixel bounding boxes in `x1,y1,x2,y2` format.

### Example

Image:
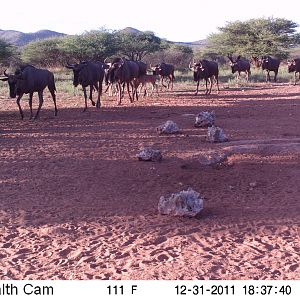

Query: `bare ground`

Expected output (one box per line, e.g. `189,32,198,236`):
0,82,299,279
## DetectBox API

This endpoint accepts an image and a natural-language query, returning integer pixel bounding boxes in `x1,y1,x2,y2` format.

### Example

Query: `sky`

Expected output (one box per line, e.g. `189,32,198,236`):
1,0,300,42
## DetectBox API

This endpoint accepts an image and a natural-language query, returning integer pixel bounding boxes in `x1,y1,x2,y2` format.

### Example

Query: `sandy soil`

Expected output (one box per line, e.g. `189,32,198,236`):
0,82,299,280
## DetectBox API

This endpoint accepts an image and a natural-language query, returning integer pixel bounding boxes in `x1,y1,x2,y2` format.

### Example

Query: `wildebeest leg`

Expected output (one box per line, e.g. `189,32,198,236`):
161,76,167,89
168,75,173,90
29,92,33,119
208,78,213,94
266,71,270,82
89,85,96,106
154,83,159,97
121,82,125,99
132,81,138,101
127,82,133,103
204,79,209,94
195,81,200,95
83,86,88,112
49,88,58,116
16,93,24,120
274,70,278,82
34,91,44,120
93,82,101,109
117,82,122,105
295,72,300,85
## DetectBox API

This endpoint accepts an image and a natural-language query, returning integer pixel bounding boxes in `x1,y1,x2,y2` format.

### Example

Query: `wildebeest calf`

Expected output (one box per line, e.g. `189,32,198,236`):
228,55,251,81
287,58,300,85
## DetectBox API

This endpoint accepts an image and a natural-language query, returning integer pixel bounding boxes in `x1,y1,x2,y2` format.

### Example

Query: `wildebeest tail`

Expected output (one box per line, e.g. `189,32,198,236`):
48,73,57,92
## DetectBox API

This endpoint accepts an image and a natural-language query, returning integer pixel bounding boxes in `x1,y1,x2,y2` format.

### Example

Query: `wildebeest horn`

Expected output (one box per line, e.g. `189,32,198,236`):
3,69,10,77
65,62,75,69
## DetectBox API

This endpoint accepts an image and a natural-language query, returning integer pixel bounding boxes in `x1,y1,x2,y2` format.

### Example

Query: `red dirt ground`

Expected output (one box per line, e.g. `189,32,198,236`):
0,82,299,279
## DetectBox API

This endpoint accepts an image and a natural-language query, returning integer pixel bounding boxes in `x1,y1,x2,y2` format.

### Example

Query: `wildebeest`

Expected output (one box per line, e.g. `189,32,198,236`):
228,55,251,81
189,60,220,95
66,61,104,111
106,58,144,105
134,74,160,97
0,65,57,120
253,56,280,82
150,62,175,90
287,58,300,85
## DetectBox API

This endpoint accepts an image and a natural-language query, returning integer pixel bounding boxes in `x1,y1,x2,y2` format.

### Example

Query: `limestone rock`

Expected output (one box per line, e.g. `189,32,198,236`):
195,111,215,127
197,152,228,166
137,148,162,162
157,120,180,134
207,125,229,143
158,188,204,217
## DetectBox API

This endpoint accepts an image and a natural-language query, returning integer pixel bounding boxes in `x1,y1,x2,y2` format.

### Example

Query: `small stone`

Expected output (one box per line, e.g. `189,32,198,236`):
157,120,180,134
137,148,162,162
249,182,257,188
207,125,229,143
195,111,215,127
158,188,204,217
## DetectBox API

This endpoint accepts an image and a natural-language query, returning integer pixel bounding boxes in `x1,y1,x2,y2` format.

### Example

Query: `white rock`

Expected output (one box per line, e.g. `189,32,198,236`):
158,188,204,217
137,148,162,162
157,120,180,134
195,111,215,127
207,125,229,143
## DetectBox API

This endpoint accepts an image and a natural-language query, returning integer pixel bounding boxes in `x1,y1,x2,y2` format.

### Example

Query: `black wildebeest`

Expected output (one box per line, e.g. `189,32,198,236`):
150,62,175,90
228,55,251,81
189,60,220,95
66,61,105,111
253,56,280,82
287,58,300,85
106,58,142,105
0,65,57,120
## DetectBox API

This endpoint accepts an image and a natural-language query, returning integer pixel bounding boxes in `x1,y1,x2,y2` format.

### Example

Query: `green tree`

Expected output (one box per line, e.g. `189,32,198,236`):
116,31,162,60
0,39,16,65
21,37,65,67
61,30,119,62
206,17,300,59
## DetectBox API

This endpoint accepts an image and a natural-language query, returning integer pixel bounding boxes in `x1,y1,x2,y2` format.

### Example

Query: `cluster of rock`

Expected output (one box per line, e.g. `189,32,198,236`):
137,147,162,162
194,111,215,127
137,113,230,217
158,188,204,217
157,120,180,134
207,125,229,143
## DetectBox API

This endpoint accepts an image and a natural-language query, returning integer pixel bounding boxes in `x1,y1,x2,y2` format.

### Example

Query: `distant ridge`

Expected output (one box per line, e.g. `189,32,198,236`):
0,27,206,48
119,27,143,34
0,29,66,46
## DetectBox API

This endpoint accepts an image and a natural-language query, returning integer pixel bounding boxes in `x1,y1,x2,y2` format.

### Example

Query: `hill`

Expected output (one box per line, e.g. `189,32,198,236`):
0,27,207,48
0,29,66,46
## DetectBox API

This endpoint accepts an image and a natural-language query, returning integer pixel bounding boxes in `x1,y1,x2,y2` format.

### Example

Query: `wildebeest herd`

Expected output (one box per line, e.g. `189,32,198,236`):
0,55,299,119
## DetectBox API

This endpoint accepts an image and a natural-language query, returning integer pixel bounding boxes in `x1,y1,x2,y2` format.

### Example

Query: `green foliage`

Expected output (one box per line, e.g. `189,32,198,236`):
144,43,193,71
206,17,300,59
20,29,163,66
116,31,162,60
0,39,16,65
60,30,119,62
22,37,65,67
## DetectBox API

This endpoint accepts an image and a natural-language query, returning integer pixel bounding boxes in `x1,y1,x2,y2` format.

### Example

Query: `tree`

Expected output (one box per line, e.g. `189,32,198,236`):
21,37,65,67
206,17,300,59
0,39,16,65
59,30,119,62
116,31,162,61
